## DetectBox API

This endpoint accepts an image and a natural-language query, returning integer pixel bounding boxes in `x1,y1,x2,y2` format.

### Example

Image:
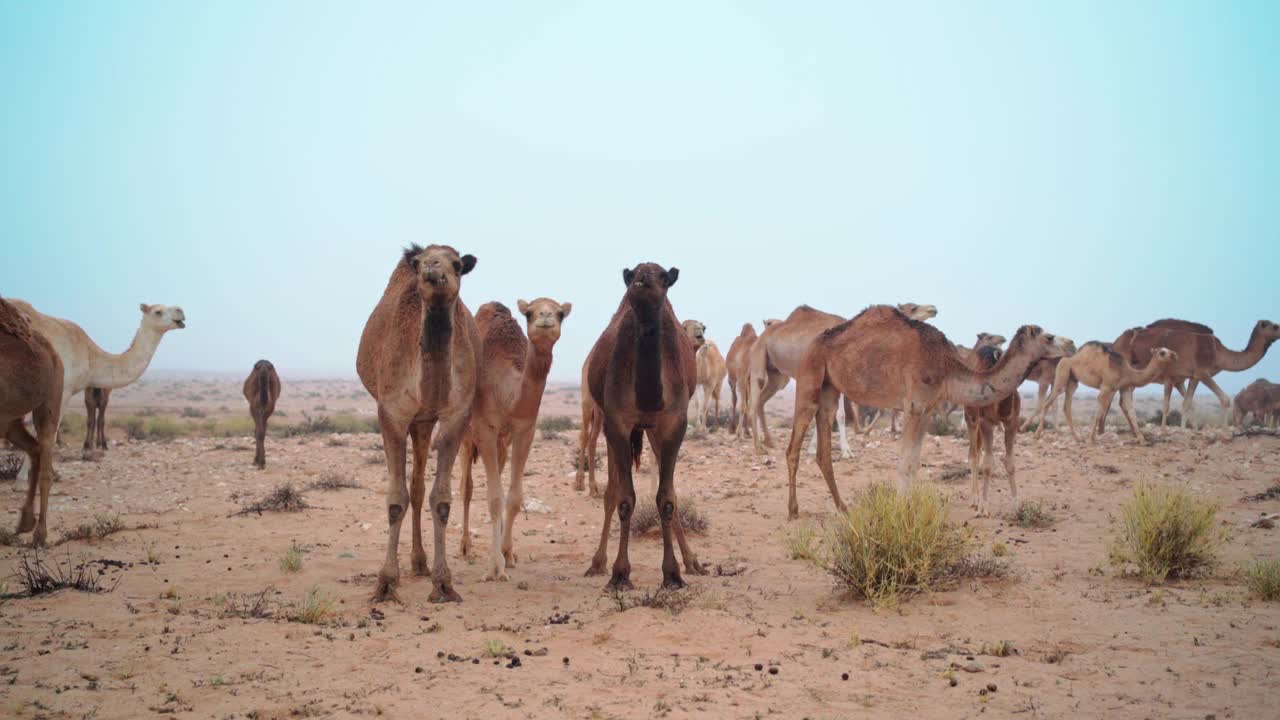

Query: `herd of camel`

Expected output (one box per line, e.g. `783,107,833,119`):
2,244,1278,602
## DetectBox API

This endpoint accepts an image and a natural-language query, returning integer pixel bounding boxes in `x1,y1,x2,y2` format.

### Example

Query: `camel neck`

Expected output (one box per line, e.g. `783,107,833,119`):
944,344,1040,408
88,325,165,389
1216,328,1272,372
419,300,455,408
634,306,664,412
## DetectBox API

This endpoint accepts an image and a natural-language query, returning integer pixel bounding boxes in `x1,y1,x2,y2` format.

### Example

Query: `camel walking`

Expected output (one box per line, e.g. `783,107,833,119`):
784,307,1072,518
1,297,64,547
963,346,1021,516
459,298,571,581
356,244,481,603
83,388,111,452
574,350,604,497
1032,342,1177,444
585,263,705,589
242,360,281,469
1113,320,1280,429
10,300,185,489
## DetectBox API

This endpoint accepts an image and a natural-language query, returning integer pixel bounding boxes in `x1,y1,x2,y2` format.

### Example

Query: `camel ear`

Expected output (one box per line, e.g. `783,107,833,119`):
140,303,151,314
517,299,530,316
664,267,679,287
559,302,572,319
622,268,635,286
459,255,477,275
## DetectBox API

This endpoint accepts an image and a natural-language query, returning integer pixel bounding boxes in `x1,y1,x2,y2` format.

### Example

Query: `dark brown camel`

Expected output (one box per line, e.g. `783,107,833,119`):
83,387,111,452
963,346,1022,516
242,360,281,469
1,296,64,547
585,263,705,589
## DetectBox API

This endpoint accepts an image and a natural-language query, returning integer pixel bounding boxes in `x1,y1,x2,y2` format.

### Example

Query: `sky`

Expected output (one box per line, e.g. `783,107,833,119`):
2,1,1277,392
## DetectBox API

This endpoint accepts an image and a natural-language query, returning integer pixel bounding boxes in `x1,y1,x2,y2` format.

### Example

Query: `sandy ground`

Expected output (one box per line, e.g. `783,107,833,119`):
1,378,1278,719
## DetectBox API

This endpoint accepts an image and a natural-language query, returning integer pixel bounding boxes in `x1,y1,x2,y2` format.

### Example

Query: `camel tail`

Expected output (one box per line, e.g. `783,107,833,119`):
630,429,643,472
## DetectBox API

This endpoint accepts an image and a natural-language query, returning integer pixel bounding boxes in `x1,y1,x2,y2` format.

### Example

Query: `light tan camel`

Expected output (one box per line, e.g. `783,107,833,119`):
1,297,64,547
356,244,481,603
459,298,570,581
585,262,705,589
1032,342,1177,443
10,300,185,488
1233,379,1278,427
82,388,111,452
680,321,727,432
574,349,604,497
1113,320,1280,429
963,346,1021,516
725,323,757,436
1018,358,1062,431
242,360,281,469
784,307,1072,518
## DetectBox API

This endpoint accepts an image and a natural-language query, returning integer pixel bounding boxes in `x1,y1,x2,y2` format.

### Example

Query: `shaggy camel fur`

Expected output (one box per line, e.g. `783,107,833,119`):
356,244,481,603
963,346,1022,516
82,388,111,452
459,298,570,581
242,360,281,469
574,349,604,497
1033,342,1177,444
1,297,64,547
1233,379,1279,427
1113,320,1280,429
785,308,1071,518
10,300,185,488
585,263,705,589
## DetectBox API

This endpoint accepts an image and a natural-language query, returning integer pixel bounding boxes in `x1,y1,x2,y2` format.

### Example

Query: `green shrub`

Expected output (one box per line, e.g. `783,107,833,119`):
181,406,206,418
1008,501,1055,528
144,417,185,441
1111,482,1225,583
59,413,88,439
820,484,967,607
279,543,305,573
113,416,147,441
1245,557,1280,601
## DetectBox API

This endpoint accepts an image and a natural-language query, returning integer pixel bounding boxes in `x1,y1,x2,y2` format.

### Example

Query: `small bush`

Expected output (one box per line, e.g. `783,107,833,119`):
1245,557,1280,601
219,587,275,619
279,543,305,573
928,415,959,437
820,484,968,607
113,416,147,440
305,473,360,492
537,416,576,435
1111,482,1225,583
0,453,25,481
205,416,256,438
630,499,709,536
57,514,127,545
287,587,335,625
608,587,693,614
1008,501,1055,529
144,417,186,441
482,639,512,657
7,552,118,597
59,413,88,439
181,406,206,419
784,523,824,563
233,484,311,516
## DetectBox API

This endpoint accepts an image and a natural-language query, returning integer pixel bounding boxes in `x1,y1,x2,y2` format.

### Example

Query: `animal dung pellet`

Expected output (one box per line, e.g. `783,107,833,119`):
754,663,763,671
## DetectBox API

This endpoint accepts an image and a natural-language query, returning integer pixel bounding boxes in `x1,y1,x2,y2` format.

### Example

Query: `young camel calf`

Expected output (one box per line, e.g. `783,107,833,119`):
963,346,1020,516
1033,342,1177,444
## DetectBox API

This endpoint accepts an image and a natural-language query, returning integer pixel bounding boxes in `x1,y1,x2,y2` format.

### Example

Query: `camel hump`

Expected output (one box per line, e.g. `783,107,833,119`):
0,297,36,343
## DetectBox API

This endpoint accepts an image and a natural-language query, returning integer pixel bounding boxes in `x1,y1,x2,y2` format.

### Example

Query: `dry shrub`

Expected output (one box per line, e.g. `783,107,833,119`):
1245,557,1280,601
1110,482,1225,583
6,552,118,597
630,499,708,536
287,587,335,625
819,484,967,607
1008,501,1055,529
57,513,128,545
0,452,22,480
305,473,360,491
233,483,311,516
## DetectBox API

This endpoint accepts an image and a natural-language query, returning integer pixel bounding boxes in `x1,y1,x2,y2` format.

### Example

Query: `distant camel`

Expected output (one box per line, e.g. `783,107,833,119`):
1032,342,1177,444
1113,320,1280,429
681,321,727,432
459,298,570,581
574,349,605,497
585,263,705,589
963,346,1021,516
1,297,64,547
83,387,111,452
785,308,1071,518
356,244,481,603
10,300,185,489
243,360,281,469
1233,379,1278,427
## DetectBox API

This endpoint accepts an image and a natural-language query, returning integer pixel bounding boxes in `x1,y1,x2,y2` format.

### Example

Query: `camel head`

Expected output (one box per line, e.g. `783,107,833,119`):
1253,320,1280,346
139,304,186,332
975,332,1006,349
762,318,782,328
1007,325,1074,359
403,244,476,306
682,320,707,349
621,263,677,316
517,298,571,348
975,345,1004,369
896,303,938,322
1148,347,1178,368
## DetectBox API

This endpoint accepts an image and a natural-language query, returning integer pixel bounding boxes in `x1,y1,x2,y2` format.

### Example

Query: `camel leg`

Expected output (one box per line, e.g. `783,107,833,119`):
500,425,536,568
97,402,109,450
426,414,465,603
814,385,847,514
586,449,617,576
373,411,411,602
1181,379,1200,429
896,407,927,490
977,421,996,517
459,440,475,559
1033,382,1064,439
574,412,589,492
1200,377,1232,427
586,408,602,498
409,421,436,576
1062,379,1080,442
1118,389,1145,444
1022,380,1049,431
712,387,722,431
736,378,751,439
83,396,96,456
784,372,821,520
1092,389,1115,444
727,379,738,435
966,412,981,508
645,427,707,575
253,411,267,469
603,424,636,590
836,395,852,460
465,427,506,581
752,371,786,454
7,420,40,540
652,415,688,589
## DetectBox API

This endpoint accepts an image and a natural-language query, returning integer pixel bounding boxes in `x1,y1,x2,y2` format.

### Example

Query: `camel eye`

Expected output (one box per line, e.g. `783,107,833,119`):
452,261,461,273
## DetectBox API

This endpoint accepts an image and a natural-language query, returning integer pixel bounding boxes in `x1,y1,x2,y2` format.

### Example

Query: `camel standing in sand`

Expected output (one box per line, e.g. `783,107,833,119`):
574,350,604,497
1233,379,1278,427
459,298,570,581
1032,342,1177,444
586,263,705,589
243,360,281,469
681,321,727,432
10,300,185,489
1113,320,1280,429
784,307,1071,518
356,244,481,603
963,346,1022,516
937,332,1007,424
1,297,64,547
83,388,111,452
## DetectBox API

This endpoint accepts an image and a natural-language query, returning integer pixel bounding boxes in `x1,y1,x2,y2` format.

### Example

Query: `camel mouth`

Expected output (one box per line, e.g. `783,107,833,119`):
174,320,186,329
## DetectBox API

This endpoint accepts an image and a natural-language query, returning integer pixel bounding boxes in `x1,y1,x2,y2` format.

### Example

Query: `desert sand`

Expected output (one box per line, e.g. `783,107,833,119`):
1,377,1278,719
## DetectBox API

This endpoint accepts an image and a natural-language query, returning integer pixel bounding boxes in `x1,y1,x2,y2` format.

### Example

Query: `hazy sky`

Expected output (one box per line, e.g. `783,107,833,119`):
2,2,1276,391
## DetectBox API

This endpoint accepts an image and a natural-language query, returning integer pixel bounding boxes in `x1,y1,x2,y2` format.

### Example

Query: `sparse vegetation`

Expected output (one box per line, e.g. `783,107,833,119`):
784,522,824,563
1245,557,1280,601
233,483,312,516
287,587,335,625
1243,484,1280,503
305,472,360,492
631,499,709,536
0,452,22,481
482,639,513,657
928,415,959,437
608,586,693,613
1008,501,1055,528
5,552,118,597
537,415,575,439
276,413,379,438
181,406,206,418
279,542,306,573
816,484,968,607
219,588,275,619
57,513,128,545
1110,482,1225,583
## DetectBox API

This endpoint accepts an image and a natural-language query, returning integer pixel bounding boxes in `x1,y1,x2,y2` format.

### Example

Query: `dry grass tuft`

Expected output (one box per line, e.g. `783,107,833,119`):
1245,557,1280,601
305,472,360,492
1110,482,1225,583
609,586,693,614
232,483,312,516
56,513,128,545
630,499,709,536
1008,501,1055,528
5,552,119,598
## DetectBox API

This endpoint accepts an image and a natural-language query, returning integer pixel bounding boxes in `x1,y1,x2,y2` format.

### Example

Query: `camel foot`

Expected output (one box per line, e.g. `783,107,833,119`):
459,539,472,558
588,487,602,499
683,557,709,576
483,567,509,582
428,582,463,604
662,571,687,590
584,556,608,577
411,554,430,576
31,527,47,548
606,574,633,591
17,508,36,534
503,549,517,568
80,448,94,461
372,575,400,603
573,480,584,493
